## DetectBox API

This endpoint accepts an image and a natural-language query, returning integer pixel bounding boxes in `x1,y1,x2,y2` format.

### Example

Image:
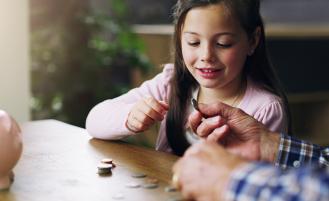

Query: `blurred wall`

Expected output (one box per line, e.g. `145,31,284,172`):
0,0,30,122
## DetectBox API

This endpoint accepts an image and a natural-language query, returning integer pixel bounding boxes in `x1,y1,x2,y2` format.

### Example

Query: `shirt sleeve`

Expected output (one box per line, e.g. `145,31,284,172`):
254,101,288,133
225,162,329,201
85,64,174,140
275,133,329,169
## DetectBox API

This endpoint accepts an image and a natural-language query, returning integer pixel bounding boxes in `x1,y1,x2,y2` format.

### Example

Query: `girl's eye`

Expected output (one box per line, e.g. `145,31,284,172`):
187,42,200,46
216,43,232,48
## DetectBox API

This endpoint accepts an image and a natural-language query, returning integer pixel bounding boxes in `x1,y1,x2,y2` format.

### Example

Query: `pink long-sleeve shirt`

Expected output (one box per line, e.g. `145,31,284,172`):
86,64,288,153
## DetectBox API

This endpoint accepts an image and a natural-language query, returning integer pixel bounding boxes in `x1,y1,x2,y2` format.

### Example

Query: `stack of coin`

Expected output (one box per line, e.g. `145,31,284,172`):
97,158,115,174
101,158,113,164
97,163,112,174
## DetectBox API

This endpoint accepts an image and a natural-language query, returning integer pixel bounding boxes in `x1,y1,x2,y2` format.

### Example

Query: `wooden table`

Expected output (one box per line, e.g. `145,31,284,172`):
0,120,180,201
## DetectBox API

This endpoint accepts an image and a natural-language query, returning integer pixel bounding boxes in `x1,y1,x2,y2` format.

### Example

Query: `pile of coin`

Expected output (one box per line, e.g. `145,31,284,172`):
97,158,115,175
127,172,160,189
96,159,182,200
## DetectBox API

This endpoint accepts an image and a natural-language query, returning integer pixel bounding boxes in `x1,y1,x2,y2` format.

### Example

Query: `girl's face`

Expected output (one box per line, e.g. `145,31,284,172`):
181,4,257,90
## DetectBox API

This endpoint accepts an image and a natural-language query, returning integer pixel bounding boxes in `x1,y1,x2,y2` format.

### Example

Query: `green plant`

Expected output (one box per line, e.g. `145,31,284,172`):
30,0,151,127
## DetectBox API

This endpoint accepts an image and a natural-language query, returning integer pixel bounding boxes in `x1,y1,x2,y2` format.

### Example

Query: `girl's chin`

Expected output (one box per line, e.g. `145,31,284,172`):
198,81,223,89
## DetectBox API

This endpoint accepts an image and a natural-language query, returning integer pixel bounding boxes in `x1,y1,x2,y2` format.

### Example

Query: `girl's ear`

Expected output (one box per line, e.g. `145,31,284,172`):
248,26,261,56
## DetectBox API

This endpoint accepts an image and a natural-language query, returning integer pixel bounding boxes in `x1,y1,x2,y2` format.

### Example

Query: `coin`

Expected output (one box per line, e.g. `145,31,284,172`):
164,185,177,192
125,181,141,188
191,98,199,111
142,183,159,189
146,178,159,184
131,172,147,178
97,168,111,175
112,193,124,200
97,163,113,169
97,163,112,174
167,197,184,201
101,158,113,164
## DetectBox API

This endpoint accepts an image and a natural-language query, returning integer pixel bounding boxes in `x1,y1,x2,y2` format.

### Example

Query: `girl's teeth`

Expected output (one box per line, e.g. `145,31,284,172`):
202,69,215,72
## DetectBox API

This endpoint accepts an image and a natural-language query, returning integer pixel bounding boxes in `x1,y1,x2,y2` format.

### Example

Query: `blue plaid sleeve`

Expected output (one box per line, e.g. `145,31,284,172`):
275,133,329,169
225,163,329,201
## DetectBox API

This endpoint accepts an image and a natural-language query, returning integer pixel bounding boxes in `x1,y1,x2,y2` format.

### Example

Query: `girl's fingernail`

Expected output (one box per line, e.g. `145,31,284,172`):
205,115,220,124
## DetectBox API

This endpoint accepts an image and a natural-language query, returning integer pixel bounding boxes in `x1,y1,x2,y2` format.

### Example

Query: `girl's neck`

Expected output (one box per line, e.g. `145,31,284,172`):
198,77,246,107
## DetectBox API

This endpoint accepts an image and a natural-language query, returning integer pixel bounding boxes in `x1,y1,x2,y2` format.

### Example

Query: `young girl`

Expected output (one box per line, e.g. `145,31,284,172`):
86,0,291,156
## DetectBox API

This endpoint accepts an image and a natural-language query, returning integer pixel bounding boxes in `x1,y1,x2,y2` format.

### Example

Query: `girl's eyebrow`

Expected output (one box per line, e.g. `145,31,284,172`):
183,31,236,37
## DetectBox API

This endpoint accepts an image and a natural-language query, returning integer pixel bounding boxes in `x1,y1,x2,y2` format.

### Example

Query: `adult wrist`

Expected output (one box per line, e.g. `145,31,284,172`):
260,131,280,163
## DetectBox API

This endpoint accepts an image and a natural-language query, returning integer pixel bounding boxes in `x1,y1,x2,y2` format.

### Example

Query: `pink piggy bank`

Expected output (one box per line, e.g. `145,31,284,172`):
0,110,23,190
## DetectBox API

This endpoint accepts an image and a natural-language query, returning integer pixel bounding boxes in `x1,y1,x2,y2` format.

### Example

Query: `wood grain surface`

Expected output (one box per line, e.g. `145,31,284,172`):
0,120,181,201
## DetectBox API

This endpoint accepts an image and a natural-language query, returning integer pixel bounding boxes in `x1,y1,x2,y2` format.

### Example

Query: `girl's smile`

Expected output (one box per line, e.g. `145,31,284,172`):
181,3,256,99
195,67,223,79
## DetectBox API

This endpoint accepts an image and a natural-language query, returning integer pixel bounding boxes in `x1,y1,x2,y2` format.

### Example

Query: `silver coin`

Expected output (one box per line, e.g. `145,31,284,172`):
167,196,184,201
164,185,177,192
97,168,111,175
191,98,199,111
97,163,112,174
125,182,141,188
112,193,124,200
101,158,113,164
146,178,159,184
97,163,113,170
142,183,159,189
131,172,147,178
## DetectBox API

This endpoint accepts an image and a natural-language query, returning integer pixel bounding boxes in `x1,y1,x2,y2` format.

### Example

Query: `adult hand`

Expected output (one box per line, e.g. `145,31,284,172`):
125,96,168,133
188,102,279,162
173,140,247,201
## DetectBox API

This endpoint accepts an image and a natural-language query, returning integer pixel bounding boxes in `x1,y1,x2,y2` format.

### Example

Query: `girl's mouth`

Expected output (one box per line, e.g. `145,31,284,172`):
196,68,222,79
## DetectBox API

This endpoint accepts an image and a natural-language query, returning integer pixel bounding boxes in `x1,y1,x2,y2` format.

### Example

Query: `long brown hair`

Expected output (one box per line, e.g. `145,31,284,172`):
166,0,291,156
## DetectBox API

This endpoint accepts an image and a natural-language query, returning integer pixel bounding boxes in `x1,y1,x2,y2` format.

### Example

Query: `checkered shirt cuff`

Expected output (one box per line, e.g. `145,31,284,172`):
275,133,329,169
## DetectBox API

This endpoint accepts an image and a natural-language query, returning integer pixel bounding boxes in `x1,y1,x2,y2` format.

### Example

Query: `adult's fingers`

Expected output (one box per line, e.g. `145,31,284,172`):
197,102,237,119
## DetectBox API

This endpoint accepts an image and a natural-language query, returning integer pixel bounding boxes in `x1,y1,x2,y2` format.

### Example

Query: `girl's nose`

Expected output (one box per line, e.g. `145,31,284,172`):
200,44,215,63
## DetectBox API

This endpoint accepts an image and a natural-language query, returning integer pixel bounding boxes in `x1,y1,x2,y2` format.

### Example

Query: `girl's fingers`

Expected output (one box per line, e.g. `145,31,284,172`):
127,97,168,132
126,117,141,132
126,120,139,132
159,100,169,110
188,110,203,132
196,115,225,137
142,97,168,121
133,109,155,126
128,114,154,132
206,124,230,142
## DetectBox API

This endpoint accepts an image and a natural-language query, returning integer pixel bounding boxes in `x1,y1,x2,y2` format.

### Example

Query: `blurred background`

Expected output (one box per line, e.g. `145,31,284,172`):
0,0,328,148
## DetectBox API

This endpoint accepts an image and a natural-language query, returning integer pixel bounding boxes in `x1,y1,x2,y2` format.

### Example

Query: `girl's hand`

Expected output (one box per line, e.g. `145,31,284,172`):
125,97,168,133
